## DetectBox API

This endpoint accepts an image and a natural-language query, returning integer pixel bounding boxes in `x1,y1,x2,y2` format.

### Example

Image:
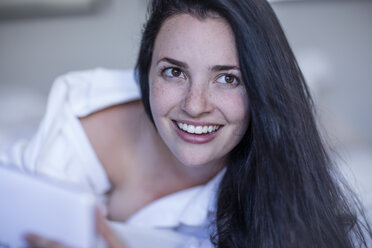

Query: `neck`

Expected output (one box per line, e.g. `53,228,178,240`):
135,113,224,195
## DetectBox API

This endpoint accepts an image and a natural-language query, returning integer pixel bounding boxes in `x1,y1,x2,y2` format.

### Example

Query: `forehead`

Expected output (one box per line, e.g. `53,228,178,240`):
152,13,238,65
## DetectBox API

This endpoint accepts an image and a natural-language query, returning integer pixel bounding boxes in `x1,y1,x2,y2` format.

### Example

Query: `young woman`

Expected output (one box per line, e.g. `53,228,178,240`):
21,0,371,247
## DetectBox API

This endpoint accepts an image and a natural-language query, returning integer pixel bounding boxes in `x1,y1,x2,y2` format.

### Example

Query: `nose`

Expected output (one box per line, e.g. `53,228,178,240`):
181,81,213,117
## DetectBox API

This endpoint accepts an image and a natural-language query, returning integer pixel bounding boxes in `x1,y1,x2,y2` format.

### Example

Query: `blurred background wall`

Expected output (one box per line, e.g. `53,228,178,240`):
0,0,148,149
0,0,371,210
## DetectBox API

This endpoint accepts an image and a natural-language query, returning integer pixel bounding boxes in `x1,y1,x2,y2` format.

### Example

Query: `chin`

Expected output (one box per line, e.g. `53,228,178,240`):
173,150,222,169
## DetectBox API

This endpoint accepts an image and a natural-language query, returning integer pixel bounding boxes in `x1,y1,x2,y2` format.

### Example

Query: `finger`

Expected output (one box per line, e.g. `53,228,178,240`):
95,208,128,248
24,233,69,248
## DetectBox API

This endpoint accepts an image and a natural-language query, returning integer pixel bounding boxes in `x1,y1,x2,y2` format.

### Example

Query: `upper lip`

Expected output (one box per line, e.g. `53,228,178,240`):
173,119,223,126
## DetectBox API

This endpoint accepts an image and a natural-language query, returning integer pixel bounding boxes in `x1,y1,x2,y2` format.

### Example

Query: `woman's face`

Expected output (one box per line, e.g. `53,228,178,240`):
149,14,249,167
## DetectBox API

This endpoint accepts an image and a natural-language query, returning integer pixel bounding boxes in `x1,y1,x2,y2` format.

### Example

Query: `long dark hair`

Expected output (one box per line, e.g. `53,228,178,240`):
135,0,371,247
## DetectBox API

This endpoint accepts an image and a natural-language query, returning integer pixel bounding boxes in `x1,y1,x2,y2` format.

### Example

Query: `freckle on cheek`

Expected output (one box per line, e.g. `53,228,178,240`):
152,83,166,97
151,84,168,111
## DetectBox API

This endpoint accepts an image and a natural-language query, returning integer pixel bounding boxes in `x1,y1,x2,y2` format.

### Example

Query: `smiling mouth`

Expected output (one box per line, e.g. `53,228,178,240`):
175,121,222,134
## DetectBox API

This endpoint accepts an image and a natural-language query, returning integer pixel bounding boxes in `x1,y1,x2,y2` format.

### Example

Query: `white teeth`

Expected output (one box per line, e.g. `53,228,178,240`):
195,126,203,134
187,125,195,134
177,122,220,134
202,126,208,134
208,126,213,133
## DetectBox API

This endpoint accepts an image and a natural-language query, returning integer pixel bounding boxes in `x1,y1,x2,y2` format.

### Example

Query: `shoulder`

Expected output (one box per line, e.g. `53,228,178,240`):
48,68,141,117
79,100,150,183
5,68,142,191
79,100,146,144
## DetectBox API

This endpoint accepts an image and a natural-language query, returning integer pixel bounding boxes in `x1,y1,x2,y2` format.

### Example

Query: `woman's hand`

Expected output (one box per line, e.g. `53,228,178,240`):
24,208,128,248
24,233,69,248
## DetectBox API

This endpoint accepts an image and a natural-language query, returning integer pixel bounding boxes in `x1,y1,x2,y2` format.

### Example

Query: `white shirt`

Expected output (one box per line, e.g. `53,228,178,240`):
0,68,223,247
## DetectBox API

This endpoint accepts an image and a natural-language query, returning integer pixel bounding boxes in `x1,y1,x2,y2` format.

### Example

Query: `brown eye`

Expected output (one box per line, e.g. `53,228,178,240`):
171,68,181,77
216,74,238,85
225,75,234,84
163,67,185,79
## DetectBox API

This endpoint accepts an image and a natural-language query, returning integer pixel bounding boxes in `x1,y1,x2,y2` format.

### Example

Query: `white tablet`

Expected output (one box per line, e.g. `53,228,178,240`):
0,164,98,248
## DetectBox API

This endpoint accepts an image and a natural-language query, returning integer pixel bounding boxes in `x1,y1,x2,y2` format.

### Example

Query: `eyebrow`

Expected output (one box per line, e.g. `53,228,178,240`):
210,65,240,72
157,57,240,72
157,57,188,69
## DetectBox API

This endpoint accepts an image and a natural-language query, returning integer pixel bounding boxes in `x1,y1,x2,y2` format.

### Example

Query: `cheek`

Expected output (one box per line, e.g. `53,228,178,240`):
149,81,165,118
218,89,250,125
149,79,183,118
